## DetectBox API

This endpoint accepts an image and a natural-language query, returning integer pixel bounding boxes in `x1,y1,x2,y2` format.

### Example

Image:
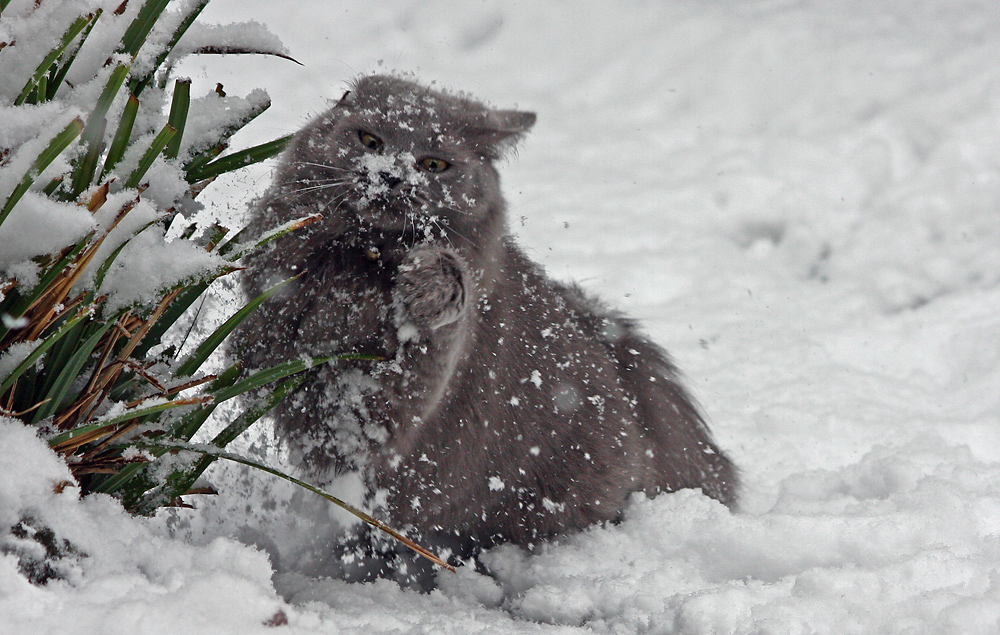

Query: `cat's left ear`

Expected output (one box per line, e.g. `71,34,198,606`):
475,109,536,158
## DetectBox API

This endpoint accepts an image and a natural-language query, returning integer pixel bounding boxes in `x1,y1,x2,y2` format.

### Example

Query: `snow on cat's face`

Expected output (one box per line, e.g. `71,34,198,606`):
284,75,535,239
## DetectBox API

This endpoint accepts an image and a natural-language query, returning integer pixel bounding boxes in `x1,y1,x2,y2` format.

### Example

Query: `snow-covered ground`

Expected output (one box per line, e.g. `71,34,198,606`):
4,0,1000,632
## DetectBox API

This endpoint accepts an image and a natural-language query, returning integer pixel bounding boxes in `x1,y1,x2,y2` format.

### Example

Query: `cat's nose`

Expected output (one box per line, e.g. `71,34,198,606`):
379,172,403,189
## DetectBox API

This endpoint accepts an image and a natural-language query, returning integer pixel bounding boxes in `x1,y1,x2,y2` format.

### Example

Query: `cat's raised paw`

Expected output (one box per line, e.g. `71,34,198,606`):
393,245,468,333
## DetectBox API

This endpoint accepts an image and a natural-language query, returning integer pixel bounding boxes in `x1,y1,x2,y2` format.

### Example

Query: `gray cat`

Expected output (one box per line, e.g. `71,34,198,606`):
236,74,737,577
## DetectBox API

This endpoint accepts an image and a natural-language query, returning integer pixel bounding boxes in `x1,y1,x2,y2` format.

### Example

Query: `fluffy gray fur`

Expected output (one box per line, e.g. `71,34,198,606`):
236,74,737,576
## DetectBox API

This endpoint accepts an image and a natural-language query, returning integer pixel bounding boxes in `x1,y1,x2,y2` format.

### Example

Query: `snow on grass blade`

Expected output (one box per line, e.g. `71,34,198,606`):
129,0,211,96
13,12,94,106
118,0,172,60
69,61,131,196
100,94,140,181
91,219,163,293
182,96,272,176
220,212,323,260
164,79,191,160
47,396,211,451
0,308,91,394
185,135,293,183
123,124,176,189
0,118,84,228
46,9,104,101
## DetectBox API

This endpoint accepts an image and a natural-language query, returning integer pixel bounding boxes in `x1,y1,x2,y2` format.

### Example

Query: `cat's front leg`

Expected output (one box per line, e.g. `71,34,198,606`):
392,244,469,336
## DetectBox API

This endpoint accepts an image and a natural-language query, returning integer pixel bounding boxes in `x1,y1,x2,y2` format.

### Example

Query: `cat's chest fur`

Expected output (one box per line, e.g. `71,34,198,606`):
294,243,400,358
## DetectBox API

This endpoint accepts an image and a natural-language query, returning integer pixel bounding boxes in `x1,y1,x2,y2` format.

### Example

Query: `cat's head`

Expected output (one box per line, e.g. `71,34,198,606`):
280,74,535,240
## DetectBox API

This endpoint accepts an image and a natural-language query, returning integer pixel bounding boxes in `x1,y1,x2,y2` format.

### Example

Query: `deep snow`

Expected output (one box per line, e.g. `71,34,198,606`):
3,0,1000,633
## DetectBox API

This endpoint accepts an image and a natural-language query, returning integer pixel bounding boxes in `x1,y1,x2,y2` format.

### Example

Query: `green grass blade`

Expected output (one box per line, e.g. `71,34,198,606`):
186,135,292,183
0,118,84,229
31,317,88,409
164,79,191,159
212,376,305,449
68,61,130,196
119,440,456,570
128,0,210,96
0,309,91,394
118,0,171,59
213,227,248,256
220,212,322,262
131,282,208,361
174,275,300,378
90,62,132,127
34,75,48,105
46,397,203,448
124,124,176,189
181,144,224,178
125,373,305,512
182,94,271,172
0,234,92,342
46,9,103,101
69,116,106,197
99,94,140,181
31,321,116,423
13,13,93,106
210,356,335,404
88,461,149,499
166,362,241,440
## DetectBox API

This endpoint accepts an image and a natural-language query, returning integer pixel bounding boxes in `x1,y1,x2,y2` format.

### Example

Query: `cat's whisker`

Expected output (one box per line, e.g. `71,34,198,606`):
404,211,414,250
292,161,353,173
327,188,352,212
440,204,475,217
292,182,351,194
429,219,457,249
413,194,474,218
436,219,470,248
279,176,349,190
296,176,352,184
289,181,348,191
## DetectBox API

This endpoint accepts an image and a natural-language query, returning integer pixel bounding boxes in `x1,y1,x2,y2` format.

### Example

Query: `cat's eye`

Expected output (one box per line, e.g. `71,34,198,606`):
418,157,450,173
358,131,383,151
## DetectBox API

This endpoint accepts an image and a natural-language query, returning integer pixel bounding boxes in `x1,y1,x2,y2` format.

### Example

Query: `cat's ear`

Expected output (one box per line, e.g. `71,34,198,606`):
473,109,536,158
489,109,536,135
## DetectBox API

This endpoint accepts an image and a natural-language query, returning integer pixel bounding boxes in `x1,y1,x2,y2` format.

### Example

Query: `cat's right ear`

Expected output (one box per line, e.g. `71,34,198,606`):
476,109,536,158
490,110,536,135
336,90,353,107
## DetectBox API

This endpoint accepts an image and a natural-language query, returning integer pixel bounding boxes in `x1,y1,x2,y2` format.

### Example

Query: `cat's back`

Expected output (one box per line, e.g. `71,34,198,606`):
376,241,735,546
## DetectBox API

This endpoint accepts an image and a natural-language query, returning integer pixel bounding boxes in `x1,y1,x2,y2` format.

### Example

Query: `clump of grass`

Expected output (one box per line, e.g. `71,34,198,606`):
0,0,452,573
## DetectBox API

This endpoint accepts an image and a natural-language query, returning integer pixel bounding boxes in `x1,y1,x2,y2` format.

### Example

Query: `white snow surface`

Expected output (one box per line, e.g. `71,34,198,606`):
4,0,1000,633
